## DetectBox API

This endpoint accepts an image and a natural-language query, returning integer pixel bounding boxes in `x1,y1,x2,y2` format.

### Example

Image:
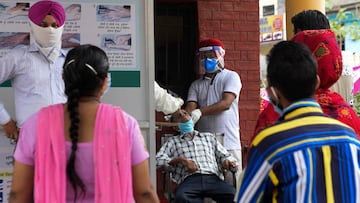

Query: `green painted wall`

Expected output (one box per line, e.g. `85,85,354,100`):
0,70,140,88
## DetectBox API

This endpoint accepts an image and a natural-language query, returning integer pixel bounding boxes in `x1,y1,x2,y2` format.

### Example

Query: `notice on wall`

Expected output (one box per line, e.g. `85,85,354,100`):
259,14,284,43
0,1,143,201
0,1,138,71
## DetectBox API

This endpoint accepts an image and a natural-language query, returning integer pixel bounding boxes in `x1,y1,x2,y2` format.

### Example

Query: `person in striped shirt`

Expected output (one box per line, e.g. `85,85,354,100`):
236,41,360,203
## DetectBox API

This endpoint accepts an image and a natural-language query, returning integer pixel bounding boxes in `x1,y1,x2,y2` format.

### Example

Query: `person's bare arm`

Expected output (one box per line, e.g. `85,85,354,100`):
132,160,160,203
2,119,19,140
200,92,236,116
184,101,197,113
9,161,34,203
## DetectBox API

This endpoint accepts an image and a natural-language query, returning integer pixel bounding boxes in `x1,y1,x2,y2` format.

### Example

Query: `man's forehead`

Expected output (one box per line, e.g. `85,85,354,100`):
198,50,216,56
171,111,182,121
173,110,188,119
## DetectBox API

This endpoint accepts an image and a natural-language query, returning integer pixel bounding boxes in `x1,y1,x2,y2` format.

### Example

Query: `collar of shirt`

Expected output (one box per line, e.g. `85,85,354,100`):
180,130,204,140
280,98,323,121
203,69,222,79
28,43,67,57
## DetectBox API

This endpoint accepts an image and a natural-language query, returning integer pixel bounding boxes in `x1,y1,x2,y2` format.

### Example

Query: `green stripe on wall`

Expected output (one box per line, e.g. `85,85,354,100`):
0,70,140,88
110,70,140,87
0,80,11,87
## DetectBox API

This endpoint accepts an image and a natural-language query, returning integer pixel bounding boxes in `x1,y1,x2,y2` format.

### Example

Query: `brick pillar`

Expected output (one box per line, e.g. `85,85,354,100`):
197,0,260,166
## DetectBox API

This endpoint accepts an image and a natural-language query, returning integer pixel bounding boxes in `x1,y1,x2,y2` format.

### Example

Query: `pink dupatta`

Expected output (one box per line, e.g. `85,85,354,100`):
35,103,133,202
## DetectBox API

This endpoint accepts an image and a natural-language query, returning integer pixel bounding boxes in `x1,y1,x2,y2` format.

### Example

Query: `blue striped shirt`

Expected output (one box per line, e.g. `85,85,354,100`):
236,99,360,203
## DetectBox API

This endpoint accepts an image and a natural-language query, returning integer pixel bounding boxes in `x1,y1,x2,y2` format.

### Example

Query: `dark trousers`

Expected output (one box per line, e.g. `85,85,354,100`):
174,174,235,203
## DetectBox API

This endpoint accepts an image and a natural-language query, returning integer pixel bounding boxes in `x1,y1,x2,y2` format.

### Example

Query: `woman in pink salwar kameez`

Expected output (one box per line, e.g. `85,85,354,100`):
9,44,159,203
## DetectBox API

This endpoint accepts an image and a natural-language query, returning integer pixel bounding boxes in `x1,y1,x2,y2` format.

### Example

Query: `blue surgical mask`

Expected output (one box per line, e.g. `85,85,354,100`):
178,119,194,134
201,58,219,73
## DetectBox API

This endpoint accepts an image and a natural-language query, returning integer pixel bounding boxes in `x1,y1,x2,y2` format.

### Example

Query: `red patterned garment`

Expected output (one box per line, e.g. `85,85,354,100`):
253,29,360,141
253,89,360,140
291,29,343,89
315,89,360,136
253,103,278,138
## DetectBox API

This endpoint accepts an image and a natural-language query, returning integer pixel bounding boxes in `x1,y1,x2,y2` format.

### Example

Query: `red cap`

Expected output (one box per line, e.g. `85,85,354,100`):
198,38,224,50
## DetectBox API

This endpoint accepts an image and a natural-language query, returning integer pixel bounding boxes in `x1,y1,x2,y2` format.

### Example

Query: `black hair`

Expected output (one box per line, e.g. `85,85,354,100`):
62,44,109,200
170,111,182,123
291,10,330,34
266,41,318,102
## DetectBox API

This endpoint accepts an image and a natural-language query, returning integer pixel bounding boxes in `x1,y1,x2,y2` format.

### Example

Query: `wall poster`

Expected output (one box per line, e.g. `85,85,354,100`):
0,1,143,202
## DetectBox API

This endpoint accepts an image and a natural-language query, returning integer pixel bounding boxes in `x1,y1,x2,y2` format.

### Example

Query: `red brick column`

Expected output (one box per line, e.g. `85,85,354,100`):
197,0,260,166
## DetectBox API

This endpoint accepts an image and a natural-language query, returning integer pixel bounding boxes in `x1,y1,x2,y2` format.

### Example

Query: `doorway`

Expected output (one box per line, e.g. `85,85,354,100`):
154,1,198,100
154,1,198,201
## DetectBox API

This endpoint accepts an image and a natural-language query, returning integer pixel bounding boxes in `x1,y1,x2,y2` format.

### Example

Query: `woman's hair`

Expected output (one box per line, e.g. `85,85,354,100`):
62,44,109,199
291,10,330,34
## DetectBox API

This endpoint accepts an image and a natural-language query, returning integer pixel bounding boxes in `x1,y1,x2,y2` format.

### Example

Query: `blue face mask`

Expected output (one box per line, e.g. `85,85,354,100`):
201,58,218,73
178,119,194,134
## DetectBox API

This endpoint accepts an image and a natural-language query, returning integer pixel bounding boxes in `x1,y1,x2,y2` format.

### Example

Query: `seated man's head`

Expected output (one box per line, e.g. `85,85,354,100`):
171,109,194,134
266,41,319,110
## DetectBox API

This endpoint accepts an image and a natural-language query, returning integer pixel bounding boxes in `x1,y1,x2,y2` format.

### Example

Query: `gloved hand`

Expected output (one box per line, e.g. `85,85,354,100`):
191,109,202,124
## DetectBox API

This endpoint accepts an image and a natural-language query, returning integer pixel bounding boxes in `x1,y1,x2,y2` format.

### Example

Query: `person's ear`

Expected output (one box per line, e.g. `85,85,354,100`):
273,87,281,100
271,86,290,108
315,74,320,90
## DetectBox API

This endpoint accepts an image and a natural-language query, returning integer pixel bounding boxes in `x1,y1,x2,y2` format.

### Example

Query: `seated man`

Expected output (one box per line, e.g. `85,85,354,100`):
156,109,237,203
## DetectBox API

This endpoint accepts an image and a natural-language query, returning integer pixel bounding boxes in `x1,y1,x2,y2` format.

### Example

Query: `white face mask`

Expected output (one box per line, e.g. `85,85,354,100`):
269,86,283,115
30,21,63,48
